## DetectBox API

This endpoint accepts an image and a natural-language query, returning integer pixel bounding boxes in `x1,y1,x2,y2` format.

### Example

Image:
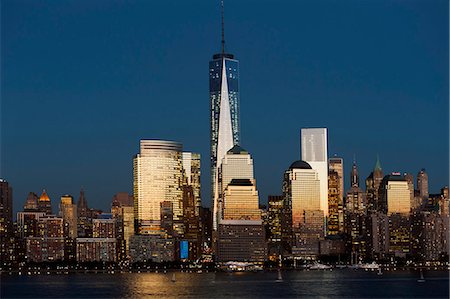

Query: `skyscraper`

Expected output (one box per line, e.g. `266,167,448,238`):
182,152,201,215
301,128,329,216
329,156,344,202
133,140,184,235
0,179,13,267
210,1,240,231
38,190,52,215
283,160,324,258
365,156,384,212
417,168,429,199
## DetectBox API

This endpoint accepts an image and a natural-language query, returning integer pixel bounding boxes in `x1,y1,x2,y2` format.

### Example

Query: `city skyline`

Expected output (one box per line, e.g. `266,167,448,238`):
2,0,449,214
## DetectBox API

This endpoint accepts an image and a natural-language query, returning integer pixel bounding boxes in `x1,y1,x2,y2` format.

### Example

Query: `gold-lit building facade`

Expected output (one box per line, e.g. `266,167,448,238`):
133,140,184,235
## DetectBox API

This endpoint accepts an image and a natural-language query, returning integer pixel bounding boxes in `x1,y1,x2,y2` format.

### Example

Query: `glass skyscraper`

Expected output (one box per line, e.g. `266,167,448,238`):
210,53,240,230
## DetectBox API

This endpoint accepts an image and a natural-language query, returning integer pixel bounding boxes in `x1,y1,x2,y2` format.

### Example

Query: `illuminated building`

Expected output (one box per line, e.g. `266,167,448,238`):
329,156,344,203
59,195,77,239
216,148,266,263
222,179,260,221
23,192,38,211
0,179,13,267
93,218,116,238
301,128,329,216
182,185,201,260
380,174,411,215
133,140,184,235
129,234,175,263
345,161,366,213
282,160,324,258
112,206,134,259
77,189,91,237
38,189,52,215
417,168,429,199
26,215,64,262
267,195,283,244
210,2,241,231
182,152,201,215
327,170,341,235
365,156,384,212
76,238,117,262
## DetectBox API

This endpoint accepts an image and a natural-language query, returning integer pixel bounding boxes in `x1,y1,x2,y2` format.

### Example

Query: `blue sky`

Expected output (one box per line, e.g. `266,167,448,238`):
2,0,448,214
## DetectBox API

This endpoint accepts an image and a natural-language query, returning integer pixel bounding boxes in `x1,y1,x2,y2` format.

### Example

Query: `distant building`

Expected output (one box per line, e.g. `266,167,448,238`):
26,215,64,262
23,192,39,212
59,195,77,239
76,238,117,262
129,234,175,263
38,190,52,215
112,206,134,259
182,152,201,216
267,195,283,260
283,160,324,259
417,169,429,200
77,189,91,237
327,170,342,235
133,140,184,235
0,179,13,267
365,156,384,213
380,174,411,215
93,218,116,238
329,157,344,204
216,147,266,263
301,128,329,216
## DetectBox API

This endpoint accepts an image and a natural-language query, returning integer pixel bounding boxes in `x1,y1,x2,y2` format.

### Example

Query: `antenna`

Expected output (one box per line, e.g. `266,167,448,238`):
221,0,225,55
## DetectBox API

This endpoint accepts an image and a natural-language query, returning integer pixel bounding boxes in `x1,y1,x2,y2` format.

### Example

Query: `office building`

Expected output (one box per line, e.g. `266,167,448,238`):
93,218,116,238
76,238,117,262
38,190,52,215
283,160,324,258
380,174,412,215
77,189,91,237
26,215,64,262
182,152,201,215
417,169,429,199
365,156,384,212
327,170,342,235
210,3,240,231
222,179,260,221
59,195,77,239
0,179,13,267
129,234,175,263
329,156,344,203
133,140,184,235
301,128,329,216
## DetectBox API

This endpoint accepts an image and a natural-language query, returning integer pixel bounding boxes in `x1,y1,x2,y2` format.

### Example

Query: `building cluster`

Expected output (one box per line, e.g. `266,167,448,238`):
0,6,448,270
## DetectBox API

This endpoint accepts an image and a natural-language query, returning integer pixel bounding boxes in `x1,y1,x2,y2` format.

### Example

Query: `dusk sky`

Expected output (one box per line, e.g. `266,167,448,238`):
2,0,448,215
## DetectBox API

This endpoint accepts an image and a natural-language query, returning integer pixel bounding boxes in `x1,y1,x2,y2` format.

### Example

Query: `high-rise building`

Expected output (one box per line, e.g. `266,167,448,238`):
26,215,64,262
216,147,265,263
210,2,240,232
267,195,283,260
133,140,184,235
0,179,13,267
59,195,77,239
182,152,201,216
345,161,366,213
38,190,52,215
301,128,329,216
282,160,324,258
77,189,91,237
417,169,429,199
329,156,344,202
327,170,342,235
23,192,38,211
380,174,411,215
365,156,384,212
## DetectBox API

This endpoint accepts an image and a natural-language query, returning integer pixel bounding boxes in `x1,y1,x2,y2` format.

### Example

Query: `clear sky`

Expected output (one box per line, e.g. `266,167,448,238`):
2,0,449,215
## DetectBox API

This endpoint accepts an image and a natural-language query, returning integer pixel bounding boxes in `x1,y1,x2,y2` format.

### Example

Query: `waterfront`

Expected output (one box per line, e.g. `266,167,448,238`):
1,269,448,298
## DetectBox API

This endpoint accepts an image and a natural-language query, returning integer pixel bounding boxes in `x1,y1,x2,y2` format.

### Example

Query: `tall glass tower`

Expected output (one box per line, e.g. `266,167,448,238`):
210,1,240,230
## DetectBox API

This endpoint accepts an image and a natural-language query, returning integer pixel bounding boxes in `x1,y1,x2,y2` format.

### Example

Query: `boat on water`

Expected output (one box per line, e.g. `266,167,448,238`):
275,269,283,283
308,262,332,270
219,261,264,272
417,269,425,283
360,262,380,270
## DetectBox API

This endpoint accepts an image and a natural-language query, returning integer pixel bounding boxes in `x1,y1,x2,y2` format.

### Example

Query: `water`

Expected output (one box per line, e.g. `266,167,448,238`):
1,269,449,298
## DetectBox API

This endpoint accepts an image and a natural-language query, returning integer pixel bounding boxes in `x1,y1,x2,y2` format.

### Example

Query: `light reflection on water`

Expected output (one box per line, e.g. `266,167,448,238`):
1,270,449,298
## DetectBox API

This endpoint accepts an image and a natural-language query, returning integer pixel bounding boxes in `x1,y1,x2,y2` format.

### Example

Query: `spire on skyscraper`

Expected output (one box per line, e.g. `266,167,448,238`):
374,154,382,171
221,0,225,55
